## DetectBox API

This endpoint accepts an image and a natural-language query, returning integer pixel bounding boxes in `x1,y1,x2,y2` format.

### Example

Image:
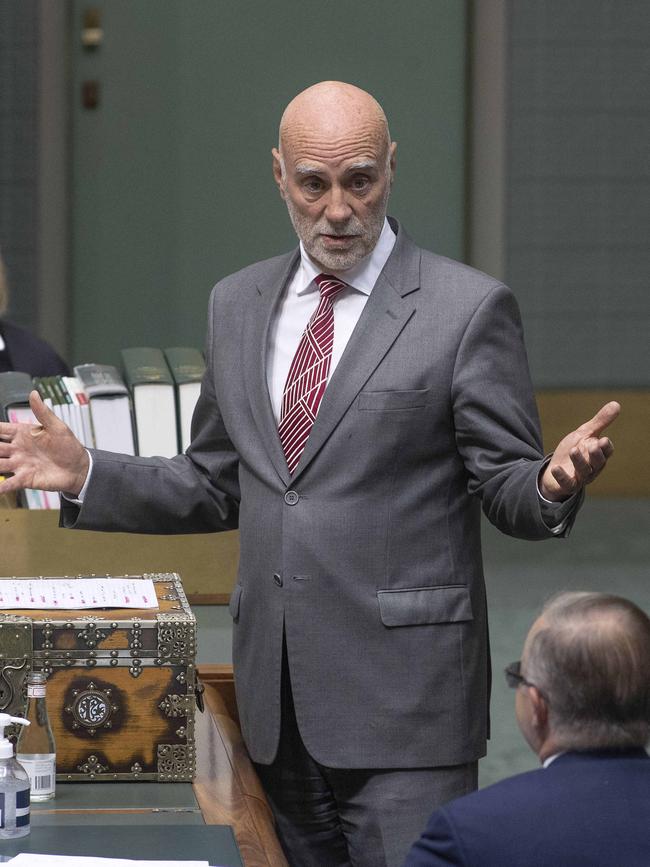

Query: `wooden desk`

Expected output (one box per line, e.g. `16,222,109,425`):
194,665,288,867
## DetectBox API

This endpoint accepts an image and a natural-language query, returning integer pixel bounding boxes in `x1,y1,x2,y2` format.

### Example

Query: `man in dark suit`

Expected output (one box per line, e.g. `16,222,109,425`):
405,592,650,867
0,83,619,865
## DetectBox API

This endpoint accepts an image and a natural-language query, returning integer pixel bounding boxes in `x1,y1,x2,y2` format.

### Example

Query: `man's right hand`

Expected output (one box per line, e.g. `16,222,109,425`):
0,390,90,497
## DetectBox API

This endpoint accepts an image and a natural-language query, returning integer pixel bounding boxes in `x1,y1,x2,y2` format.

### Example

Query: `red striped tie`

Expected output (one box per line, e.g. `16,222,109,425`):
279,273,348,474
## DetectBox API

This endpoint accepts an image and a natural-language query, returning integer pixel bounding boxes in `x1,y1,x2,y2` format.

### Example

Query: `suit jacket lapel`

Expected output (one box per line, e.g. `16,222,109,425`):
291,224,420,482
243,249,299,486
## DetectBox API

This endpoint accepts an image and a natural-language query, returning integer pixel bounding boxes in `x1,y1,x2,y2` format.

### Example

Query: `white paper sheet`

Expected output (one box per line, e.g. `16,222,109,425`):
0,578,159,610
6,856,212,866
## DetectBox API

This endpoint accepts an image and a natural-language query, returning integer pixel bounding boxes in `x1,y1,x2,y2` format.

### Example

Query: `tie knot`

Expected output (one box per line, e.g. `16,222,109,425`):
315,273,348,302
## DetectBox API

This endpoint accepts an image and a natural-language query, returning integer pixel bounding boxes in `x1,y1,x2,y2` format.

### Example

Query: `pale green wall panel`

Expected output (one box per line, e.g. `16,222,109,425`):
71,0,467,366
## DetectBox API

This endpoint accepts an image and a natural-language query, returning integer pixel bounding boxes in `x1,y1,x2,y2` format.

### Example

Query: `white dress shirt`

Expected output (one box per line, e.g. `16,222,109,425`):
266,218,396,422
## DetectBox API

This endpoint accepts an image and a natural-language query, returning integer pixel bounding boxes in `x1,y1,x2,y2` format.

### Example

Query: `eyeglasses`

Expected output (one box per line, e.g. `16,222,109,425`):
504,660,536,690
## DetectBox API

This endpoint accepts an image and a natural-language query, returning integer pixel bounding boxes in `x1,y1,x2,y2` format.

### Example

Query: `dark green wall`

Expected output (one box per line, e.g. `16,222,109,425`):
71,0,468,366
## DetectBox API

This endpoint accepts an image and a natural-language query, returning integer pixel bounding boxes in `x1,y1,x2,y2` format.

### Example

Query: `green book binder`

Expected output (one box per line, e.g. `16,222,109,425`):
164,347,205,453
121,347,177,459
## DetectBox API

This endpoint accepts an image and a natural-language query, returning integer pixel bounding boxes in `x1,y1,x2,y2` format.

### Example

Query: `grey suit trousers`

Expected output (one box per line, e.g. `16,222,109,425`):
255,643,478,867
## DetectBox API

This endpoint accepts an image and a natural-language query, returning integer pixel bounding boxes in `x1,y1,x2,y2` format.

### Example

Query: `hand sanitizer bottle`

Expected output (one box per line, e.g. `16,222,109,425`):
0,713,31,839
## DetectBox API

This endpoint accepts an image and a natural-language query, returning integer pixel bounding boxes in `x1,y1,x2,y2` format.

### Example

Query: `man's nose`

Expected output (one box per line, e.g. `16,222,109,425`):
324,187,353,223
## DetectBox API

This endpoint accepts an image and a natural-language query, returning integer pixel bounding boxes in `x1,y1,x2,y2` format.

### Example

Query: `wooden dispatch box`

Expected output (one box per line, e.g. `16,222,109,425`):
0,572,199,782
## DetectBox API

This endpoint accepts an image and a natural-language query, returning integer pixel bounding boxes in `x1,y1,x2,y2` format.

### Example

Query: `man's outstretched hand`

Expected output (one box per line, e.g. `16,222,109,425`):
540,401,620,502
0,390,89,497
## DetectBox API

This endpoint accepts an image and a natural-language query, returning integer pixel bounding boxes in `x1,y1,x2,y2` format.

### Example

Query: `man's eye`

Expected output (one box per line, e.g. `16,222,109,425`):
303,178,323,193
350,176,371,192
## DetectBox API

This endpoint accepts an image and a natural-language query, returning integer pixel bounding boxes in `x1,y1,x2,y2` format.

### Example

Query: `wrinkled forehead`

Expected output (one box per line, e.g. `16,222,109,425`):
279,113,390,173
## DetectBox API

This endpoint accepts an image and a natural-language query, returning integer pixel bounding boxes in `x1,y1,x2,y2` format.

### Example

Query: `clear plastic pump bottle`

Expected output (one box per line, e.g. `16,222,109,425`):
16,671,56,801
0,713,31,839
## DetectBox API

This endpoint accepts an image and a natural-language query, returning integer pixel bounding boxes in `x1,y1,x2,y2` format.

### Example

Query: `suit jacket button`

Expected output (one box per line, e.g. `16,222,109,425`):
273,573,283,587
284,490,299,505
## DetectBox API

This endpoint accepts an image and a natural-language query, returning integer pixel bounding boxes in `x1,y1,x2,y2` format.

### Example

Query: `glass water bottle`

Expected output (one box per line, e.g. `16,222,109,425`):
16,671,56,801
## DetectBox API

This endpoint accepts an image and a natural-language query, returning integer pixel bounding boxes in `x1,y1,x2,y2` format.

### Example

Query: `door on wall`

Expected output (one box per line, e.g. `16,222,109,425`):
70,0,468,365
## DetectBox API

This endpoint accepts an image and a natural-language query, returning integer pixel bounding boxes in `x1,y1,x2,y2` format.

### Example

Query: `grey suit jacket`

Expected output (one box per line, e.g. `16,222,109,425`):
62,220,578,768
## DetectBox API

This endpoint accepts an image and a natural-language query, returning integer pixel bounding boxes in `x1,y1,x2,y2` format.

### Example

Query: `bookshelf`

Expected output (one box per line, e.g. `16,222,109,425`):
0,510,238,604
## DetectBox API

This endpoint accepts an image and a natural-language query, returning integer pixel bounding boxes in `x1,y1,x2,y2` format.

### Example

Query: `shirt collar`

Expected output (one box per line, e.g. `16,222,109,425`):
542,752,565,768
295,218,396,297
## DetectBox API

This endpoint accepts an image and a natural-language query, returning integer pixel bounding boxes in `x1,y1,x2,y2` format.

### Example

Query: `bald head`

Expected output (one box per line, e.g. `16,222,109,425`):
272,82,396,271
278,81,391,164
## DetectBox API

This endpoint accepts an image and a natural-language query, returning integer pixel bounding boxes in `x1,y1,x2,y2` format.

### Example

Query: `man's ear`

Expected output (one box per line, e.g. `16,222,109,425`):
388,141,397,185
528,686,549,733
272,148,286,199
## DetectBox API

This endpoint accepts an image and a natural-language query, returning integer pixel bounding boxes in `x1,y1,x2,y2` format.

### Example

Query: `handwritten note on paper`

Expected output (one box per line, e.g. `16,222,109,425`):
0,577,159,610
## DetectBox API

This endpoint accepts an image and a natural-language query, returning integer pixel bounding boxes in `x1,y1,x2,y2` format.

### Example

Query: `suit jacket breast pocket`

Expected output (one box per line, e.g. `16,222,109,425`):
358,387,429,412
377,585,473,627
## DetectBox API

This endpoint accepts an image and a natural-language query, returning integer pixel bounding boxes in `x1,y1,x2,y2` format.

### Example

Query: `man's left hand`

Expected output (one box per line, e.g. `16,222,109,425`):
540,401,620,502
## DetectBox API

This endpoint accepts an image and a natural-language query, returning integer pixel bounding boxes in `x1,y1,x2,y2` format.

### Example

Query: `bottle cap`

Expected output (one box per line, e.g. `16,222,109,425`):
0,713,30,759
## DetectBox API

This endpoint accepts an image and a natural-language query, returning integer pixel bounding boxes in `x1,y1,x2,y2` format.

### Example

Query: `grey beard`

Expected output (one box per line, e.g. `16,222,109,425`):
284,198,387,272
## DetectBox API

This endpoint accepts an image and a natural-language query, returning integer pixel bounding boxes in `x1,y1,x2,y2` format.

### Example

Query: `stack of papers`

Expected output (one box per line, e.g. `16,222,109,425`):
0,577,159,610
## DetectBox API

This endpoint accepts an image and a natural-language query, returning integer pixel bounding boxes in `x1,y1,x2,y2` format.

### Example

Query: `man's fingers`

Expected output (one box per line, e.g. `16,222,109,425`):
28,390,57,427
570,438,615,484
599,437,614,459
569,447,592,480
577,401,621,438
0,472,24,495
585,441,606,475
0,423,17,442
550,464,576,492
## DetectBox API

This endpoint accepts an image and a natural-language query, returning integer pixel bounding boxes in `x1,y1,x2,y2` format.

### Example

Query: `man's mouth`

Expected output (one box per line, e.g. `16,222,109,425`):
320,233,358,245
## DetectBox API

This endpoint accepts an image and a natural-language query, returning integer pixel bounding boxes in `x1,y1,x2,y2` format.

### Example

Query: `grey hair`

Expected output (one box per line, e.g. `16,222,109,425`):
525,592,650,750
0,254,8,316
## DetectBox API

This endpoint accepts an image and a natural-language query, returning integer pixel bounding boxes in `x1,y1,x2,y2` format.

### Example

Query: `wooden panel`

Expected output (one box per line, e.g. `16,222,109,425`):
195,665,287,867
0,510,239,600
537,389,649,496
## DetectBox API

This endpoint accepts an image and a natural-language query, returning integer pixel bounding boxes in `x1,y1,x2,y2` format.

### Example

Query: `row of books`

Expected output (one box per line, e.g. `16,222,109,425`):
0,347,205,509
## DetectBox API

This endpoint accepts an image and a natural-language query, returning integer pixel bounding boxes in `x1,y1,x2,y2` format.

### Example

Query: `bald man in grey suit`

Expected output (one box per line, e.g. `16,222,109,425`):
0,82,619,866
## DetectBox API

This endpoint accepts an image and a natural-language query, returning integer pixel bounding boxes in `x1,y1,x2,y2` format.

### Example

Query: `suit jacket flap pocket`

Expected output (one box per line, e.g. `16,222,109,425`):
229,583,243,621
358,388,429,411
377,585,473,627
